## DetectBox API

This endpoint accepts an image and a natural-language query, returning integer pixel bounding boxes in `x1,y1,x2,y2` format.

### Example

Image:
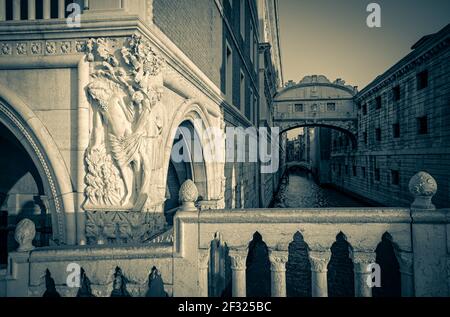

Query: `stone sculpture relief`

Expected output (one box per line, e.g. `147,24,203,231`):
84,35,165,212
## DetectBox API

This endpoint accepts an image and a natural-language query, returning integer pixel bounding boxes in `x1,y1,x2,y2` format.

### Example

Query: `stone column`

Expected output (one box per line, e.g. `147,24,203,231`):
28,0,36,20
58,0,65,18
308,251,331,297
43,0,51,19
0,0,5,21
229,249,247,297
394,251,414,297
351,251,376,297
269,250,288,297
198,249,210,297
12,0,20,20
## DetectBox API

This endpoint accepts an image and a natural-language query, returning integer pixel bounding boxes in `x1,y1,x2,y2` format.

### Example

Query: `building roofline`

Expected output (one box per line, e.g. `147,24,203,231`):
357,23,450,100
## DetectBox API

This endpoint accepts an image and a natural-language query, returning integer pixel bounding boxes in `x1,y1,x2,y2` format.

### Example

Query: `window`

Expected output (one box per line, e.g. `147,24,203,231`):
240,71,245,111
376,128,381,142
248,89,253,121
393,123,400,138
225,43,233,104
393,85,401,101
353,165,357,177
417,116,428,134
375,96,382,109
363,131,368,145
240,0,245,40
417,70,428,90
391,170,400,186
362,103,367,115
253,95,257,124
375,168,380,182
327,103,336,111
250,23,254,63
362,167,366,178
294,104,304,112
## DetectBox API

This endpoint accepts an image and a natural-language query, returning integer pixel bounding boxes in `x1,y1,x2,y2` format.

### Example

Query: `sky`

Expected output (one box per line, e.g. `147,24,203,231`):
278,0,450,90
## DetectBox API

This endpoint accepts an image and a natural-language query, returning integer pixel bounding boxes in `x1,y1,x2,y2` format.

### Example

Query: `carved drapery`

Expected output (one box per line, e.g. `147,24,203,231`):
84,35,165,212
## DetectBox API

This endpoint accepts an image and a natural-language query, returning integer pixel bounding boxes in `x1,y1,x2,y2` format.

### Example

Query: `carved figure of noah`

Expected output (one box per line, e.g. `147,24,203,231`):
87,78,160,208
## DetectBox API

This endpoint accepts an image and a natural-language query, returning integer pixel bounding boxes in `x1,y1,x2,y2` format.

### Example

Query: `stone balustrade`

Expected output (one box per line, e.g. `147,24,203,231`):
0,0,82,21
2,172,450,297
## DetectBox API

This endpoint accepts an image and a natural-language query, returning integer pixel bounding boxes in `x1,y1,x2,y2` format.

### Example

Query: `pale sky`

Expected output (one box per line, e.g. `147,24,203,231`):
278,0,450,90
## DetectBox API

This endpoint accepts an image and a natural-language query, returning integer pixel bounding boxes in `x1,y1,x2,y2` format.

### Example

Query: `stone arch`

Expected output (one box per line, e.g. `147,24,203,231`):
280,122,357,149
373,232,401,297
160,99,222,206
327,232,355,297
0,84,75,245
246,232,271,297
286,231,312,297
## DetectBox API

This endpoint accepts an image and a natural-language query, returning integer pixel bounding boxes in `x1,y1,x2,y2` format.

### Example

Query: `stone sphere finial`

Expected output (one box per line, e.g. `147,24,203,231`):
179,179,198,212
14,218,36,252
408,171,437,210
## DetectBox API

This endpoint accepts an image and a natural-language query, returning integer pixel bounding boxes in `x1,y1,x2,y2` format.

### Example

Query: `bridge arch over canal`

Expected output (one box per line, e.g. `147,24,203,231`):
274,75,358,146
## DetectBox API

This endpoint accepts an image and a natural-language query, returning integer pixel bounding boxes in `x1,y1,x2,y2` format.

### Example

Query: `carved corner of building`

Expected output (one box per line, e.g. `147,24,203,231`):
83,35,166,214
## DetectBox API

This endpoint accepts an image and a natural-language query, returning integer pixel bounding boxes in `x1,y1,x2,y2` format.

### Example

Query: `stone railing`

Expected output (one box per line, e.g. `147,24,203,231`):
3,172,450,297
0,0,84,21
173,171,450,297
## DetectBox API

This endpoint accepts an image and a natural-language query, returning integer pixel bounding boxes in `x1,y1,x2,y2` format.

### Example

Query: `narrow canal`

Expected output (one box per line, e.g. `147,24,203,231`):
272,168,371,208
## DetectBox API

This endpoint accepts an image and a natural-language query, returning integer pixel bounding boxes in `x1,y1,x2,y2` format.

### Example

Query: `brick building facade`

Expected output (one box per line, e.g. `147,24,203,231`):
330,24,450,208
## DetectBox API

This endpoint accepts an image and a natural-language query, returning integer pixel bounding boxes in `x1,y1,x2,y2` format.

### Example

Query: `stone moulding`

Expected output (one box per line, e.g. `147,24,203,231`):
195,208,412,224
85,210,168,245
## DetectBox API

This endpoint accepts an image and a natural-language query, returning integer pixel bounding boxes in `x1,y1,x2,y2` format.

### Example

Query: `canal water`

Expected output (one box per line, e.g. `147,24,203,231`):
272,168,370,208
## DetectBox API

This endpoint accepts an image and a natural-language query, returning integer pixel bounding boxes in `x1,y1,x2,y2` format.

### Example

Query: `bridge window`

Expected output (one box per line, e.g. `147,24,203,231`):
417,70,429,90
375,96,382,109
375,128,382,142
327,103,336,111
363,131,368,145
393,85,401,101
352,165,357,177
294,104,303,112
393,123,400,138
417,116,428,135
362,104,367,115
391,170,400,186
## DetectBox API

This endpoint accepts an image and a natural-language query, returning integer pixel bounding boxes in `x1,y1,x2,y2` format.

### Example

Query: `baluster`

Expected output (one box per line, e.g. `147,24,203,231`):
198,248,210,297
351,251,376,297
28,0,36,19
229,249,247,297
58,0,65,18
43,0,51,19
269,250,288,297
308,250,331,297
13,0,21,20
0,0,5,20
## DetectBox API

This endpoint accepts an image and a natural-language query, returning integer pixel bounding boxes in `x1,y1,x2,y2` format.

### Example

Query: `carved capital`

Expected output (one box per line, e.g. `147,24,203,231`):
229,249,247,271
269,250,288,272
351,251,377,274
198,249,210,270
308,251,331,273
